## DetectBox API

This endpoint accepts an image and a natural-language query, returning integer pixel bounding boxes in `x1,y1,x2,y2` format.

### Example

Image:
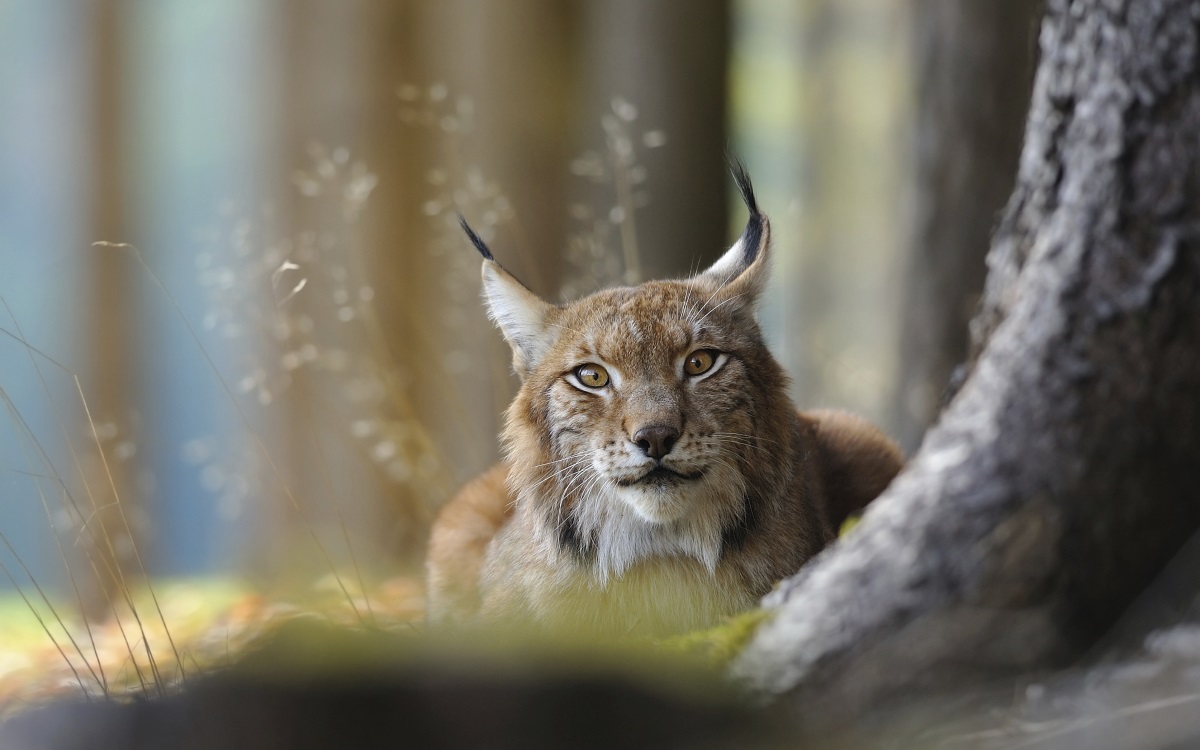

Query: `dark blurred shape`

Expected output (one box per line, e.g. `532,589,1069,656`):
1,679,761,750
0,620,784,750
892,0,1042,451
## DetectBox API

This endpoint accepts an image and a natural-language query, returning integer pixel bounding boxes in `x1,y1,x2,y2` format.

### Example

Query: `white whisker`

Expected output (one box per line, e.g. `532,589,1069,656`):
695,292,746,328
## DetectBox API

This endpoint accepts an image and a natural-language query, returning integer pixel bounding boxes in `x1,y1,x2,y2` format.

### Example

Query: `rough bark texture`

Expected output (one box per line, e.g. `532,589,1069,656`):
892,0,1041,451
733,0,1200,731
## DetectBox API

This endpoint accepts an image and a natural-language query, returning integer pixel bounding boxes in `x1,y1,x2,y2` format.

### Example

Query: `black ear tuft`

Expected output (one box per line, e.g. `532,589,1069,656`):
727,157,764,266
727,156,760,218
458,214,495,261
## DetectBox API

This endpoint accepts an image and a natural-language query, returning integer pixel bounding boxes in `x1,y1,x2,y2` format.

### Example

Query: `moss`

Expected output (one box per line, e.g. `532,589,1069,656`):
656,608,774,668
650,515,860,668
840,514,861,536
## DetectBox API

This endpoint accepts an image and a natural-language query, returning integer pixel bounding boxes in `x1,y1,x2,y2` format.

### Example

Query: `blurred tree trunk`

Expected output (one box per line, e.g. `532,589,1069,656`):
271,0,728,570
574,0,730,282
734,0,1200,736
259,1,390,583
83,0,138,617
786,2,911,426
891,0,1041,451
363,1,578,556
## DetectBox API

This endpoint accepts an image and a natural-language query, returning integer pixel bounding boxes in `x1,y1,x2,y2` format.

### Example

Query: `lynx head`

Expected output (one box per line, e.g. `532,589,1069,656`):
464,165,794,579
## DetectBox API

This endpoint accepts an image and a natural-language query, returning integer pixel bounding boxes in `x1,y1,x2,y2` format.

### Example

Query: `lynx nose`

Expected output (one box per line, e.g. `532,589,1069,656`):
633,425,680,460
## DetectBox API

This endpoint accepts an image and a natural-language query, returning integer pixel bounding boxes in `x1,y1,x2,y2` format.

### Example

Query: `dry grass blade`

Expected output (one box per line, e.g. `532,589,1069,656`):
0,316,163,690
97,241,367,626
1,299,110,694
0,534,94,696
0,383,148,695
75,375,175,691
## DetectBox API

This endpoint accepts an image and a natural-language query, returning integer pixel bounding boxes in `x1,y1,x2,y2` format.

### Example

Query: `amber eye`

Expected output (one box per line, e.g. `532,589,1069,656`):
574,363,610,389
684,349,717,376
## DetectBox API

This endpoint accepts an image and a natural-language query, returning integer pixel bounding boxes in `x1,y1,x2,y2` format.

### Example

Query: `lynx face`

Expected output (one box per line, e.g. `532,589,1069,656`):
552,284,756,520
524,280,775,576
465,164,791,580
549,279,768,520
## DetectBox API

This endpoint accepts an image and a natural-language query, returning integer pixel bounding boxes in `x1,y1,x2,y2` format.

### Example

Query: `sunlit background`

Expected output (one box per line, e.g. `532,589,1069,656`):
1,0,971,620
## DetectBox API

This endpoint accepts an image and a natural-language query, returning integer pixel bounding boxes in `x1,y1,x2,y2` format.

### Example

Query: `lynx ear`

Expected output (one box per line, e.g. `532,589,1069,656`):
696,160,771,305
461,217,556,377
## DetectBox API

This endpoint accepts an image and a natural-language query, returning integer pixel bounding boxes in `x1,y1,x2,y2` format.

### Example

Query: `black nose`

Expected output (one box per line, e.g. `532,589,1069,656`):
633,425,680,460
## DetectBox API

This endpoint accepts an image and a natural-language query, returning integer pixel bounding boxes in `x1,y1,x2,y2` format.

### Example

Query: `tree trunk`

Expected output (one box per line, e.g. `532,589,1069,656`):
573,0,730,284
891,0,1041,451
82,0,138,617
733,0,1200,733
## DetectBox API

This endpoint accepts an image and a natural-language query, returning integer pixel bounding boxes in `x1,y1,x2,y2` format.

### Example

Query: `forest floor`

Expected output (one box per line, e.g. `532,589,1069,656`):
0,574,426,720
4,571,1200,748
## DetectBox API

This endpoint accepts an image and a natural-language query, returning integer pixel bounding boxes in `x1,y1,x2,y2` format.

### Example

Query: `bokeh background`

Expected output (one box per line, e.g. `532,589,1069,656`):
0,0,1038,607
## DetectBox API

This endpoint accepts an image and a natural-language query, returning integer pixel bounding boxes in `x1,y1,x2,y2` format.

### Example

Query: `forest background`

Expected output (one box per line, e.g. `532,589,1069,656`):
0,0,1039,709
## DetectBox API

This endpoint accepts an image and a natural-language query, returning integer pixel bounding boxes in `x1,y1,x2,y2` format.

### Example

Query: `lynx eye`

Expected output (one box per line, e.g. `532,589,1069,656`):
684,349,718,376
574,363,610,389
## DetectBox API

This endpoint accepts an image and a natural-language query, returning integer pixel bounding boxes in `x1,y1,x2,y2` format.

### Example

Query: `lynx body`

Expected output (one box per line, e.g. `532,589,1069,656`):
426,167,902,637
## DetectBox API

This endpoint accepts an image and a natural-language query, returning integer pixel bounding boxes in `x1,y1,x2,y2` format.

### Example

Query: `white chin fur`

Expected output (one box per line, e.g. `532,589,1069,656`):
569,469,746,584
617,485,688,523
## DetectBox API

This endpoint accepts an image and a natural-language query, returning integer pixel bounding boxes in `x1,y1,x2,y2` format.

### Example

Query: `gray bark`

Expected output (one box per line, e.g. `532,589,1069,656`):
734,0,1200,733
892,0,1041,451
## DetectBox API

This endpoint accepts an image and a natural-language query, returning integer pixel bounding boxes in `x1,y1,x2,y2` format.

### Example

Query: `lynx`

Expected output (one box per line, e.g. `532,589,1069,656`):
426,165,902,638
